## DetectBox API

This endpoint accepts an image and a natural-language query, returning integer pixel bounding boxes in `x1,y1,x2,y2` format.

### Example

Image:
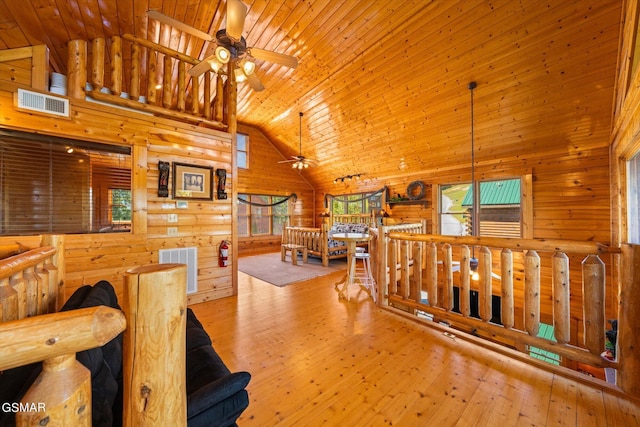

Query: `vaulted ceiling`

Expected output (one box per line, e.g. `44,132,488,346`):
0,1,623,189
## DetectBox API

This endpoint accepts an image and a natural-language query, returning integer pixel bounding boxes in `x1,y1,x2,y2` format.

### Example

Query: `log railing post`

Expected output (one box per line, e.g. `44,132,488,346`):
389,239,398,296
400,240,410,300
552,251,570,345
130,42,140,100
110,36,123,95
91,38,105,89
501,248,514,329
41,234,64,311
10,272,26,320
618,243,640,397
67,39,87,99
123,264,187,427
479,246,492,322
0,277,17,322
203,72,211,119
17,354,92,426
162,55,173,108
177,61,186,111
525,250,540,336
460,245,471,317
147,50,158,104
191,71,199,115
412,242,422,304
442,243,454,311
426,242,437,307
581,254,605,355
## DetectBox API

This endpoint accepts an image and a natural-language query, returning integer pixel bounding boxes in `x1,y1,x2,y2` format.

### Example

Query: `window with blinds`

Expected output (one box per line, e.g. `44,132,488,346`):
0,130,131,235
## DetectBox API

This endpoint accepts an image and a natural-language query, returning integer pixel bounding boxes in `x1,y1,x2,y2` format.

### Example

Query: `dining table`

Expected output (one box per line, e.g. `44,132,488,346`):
331,232,372,299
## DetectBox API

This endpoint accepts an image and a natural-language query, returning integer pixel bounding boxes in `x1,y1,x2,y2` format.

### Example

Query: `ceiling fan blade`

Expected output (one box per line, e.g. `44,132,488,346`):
249,47,298,69
226,0,247,42
277,159,296,163
246,72,265,92
188,55,216,76
148,10,214,41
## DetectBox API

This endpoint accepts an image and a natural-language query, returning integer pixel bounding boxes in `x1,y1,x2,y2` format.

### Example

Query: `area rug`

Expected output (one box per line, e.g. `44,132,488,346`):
238,252,346,287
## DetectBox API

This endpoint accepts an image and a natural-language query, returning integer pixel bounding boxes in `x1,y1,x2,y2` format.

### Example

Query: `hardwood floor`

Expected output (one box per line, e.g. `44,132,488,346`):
190,268,640,426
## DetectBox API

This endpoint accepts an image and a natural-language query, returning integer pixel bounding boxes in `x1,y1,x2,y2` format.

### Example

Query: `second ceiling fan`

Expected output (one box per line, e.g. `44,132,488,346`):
148,0,298,92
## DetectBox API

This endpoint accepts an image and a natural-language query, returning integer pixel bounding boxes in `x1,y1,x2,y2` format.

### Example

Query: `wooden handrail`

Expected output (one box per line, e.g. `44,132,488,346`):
121,34,200,66
388,232,619,254
0,305,125,371
0,246,56,279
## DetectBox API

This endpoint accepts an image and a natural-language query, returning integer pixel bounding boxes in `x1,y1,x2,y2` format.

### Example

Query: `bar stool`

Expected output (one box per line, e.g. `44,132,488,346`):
347,250,377,302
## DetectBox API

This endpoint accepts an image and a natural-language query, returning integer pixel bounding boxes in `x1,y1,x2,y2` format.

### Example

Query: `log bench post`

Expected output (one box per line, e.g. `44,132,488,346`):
123,264,187,427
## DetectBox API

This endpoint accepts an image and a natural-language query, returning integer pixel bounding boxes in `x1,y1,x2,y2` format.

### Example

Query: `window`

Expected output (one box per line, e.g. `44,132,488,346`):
328,190,384,215
237,194,290,237
439,178,521,237
109,189,132,229
628,151,640,244
0,129,131,235
237,133,248,169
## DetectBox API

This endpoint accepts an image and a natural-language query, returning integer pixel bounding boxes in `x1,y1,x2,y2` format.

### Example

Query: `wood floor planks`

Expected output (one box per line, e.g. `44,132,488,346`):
190,269,640,426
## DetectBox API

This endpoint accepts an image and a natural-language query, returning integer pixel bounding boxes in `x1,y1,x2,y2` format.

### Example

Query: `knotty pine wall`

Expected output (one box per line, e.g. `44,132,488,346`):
236,123,315,255
0,84,234,305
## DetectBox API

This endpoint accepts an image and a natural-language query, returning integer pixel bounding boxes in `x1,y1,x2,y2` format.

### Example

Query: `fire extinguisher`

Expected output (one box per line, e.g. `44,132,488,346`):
219,240,229,267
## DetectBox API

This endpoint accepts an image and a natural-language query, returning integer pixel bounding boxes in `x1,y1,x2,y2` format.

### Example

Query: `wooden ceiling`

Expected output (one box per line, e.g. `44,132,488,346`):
0,1,623,189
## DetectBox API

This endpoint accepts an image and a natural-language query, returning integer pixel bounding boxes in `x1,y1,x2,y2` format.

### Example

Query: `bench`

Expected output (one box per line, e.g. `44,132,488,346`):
281,243,308,265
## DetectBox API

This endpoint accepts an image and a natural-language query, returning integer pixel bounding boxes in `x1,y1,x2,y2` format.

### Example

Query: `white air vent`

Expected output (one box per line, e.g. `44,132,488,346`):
159,247,198,294
17,88,70,117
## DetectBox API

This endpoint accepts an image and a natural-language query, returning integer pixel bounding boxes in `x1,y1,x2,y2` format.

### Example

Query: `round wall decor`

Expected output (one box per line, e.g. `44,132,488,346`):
407,180,426,200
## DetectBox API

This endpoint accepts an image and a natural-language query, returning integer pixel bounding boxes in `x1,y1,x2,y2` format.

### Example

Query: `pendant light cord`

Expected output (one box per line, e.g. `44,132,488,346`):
299,112,303,155
468,81,478,238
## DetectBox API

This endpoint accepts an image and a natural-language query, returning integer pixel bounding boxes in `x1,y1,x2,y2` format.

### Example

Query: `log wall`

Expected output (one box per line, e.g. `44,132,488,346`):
0,84,235,304
236,123,315,256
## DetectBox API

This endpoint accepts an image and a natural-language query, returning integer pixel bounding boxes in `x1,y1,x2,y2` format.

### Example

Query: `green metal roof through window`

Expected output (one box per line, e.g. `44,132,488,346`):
461,179,521,206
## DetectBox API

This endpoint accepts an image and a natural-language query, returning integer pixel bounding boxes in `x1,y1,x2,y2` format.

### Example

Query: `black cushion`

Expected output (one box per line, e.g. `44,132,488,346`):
60,280,123,427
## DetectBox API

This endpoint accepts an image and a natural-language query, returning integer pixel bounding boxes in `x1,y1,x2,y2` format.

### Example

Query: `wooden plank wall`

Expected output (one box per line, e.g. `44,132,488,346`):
236,123,315,256
0,84,234,305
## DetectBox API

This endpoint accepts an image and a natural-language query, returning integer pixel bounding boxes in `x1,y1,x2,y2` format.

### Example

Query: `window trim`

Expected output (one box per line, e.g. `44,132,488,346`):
437,174,532,239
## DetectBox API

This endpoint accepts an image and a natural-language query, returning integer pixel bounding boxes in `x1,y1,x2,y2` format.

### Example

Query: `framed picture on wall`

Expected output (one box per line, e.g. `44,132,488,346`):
172,162,214,200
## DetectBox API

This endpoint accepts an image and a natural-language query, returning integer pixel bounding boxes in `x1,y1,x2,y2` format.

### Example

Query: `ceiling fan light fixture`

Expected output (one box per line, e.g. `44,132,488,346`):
239,58,256,76
216,46,231,64
234,67,248,82
207,46,231,73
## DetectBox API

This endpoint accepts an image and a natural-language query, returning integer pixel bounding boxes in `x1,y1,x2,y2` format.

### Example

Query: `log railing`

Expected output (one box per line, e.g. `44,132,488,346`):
0,235,64,321
66,36,228,130
375,231,640,396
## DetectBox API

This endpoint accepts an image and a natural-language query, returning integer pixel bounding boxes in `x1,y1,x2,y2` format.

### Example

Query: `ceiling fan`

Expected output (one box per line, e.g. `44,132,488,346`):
278,112,317,169
147,0,298,92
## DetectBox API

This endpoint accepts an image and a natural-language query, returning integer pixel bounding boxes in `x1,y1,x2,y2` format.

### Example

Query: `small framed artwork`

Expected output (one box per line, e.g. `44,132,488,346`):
172,162,214,200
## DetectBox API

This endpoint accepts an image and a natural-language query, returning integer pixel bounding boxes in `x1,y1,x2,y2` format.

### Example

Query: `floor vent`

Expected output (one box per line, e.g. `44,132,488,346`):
159,247,198,294
16,88,70,117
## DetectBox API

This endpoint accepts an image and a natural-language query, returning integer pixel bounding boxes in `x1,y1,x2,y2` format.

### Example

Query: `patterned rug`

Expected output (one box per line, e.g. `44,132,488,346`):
238,251,346,287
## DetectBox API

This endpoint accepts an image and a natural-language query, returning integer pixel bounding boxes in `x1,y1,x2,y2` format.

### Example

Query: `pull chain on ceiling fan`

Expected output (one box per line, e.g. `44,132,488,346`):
148,0,298,92
278,112,317,169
